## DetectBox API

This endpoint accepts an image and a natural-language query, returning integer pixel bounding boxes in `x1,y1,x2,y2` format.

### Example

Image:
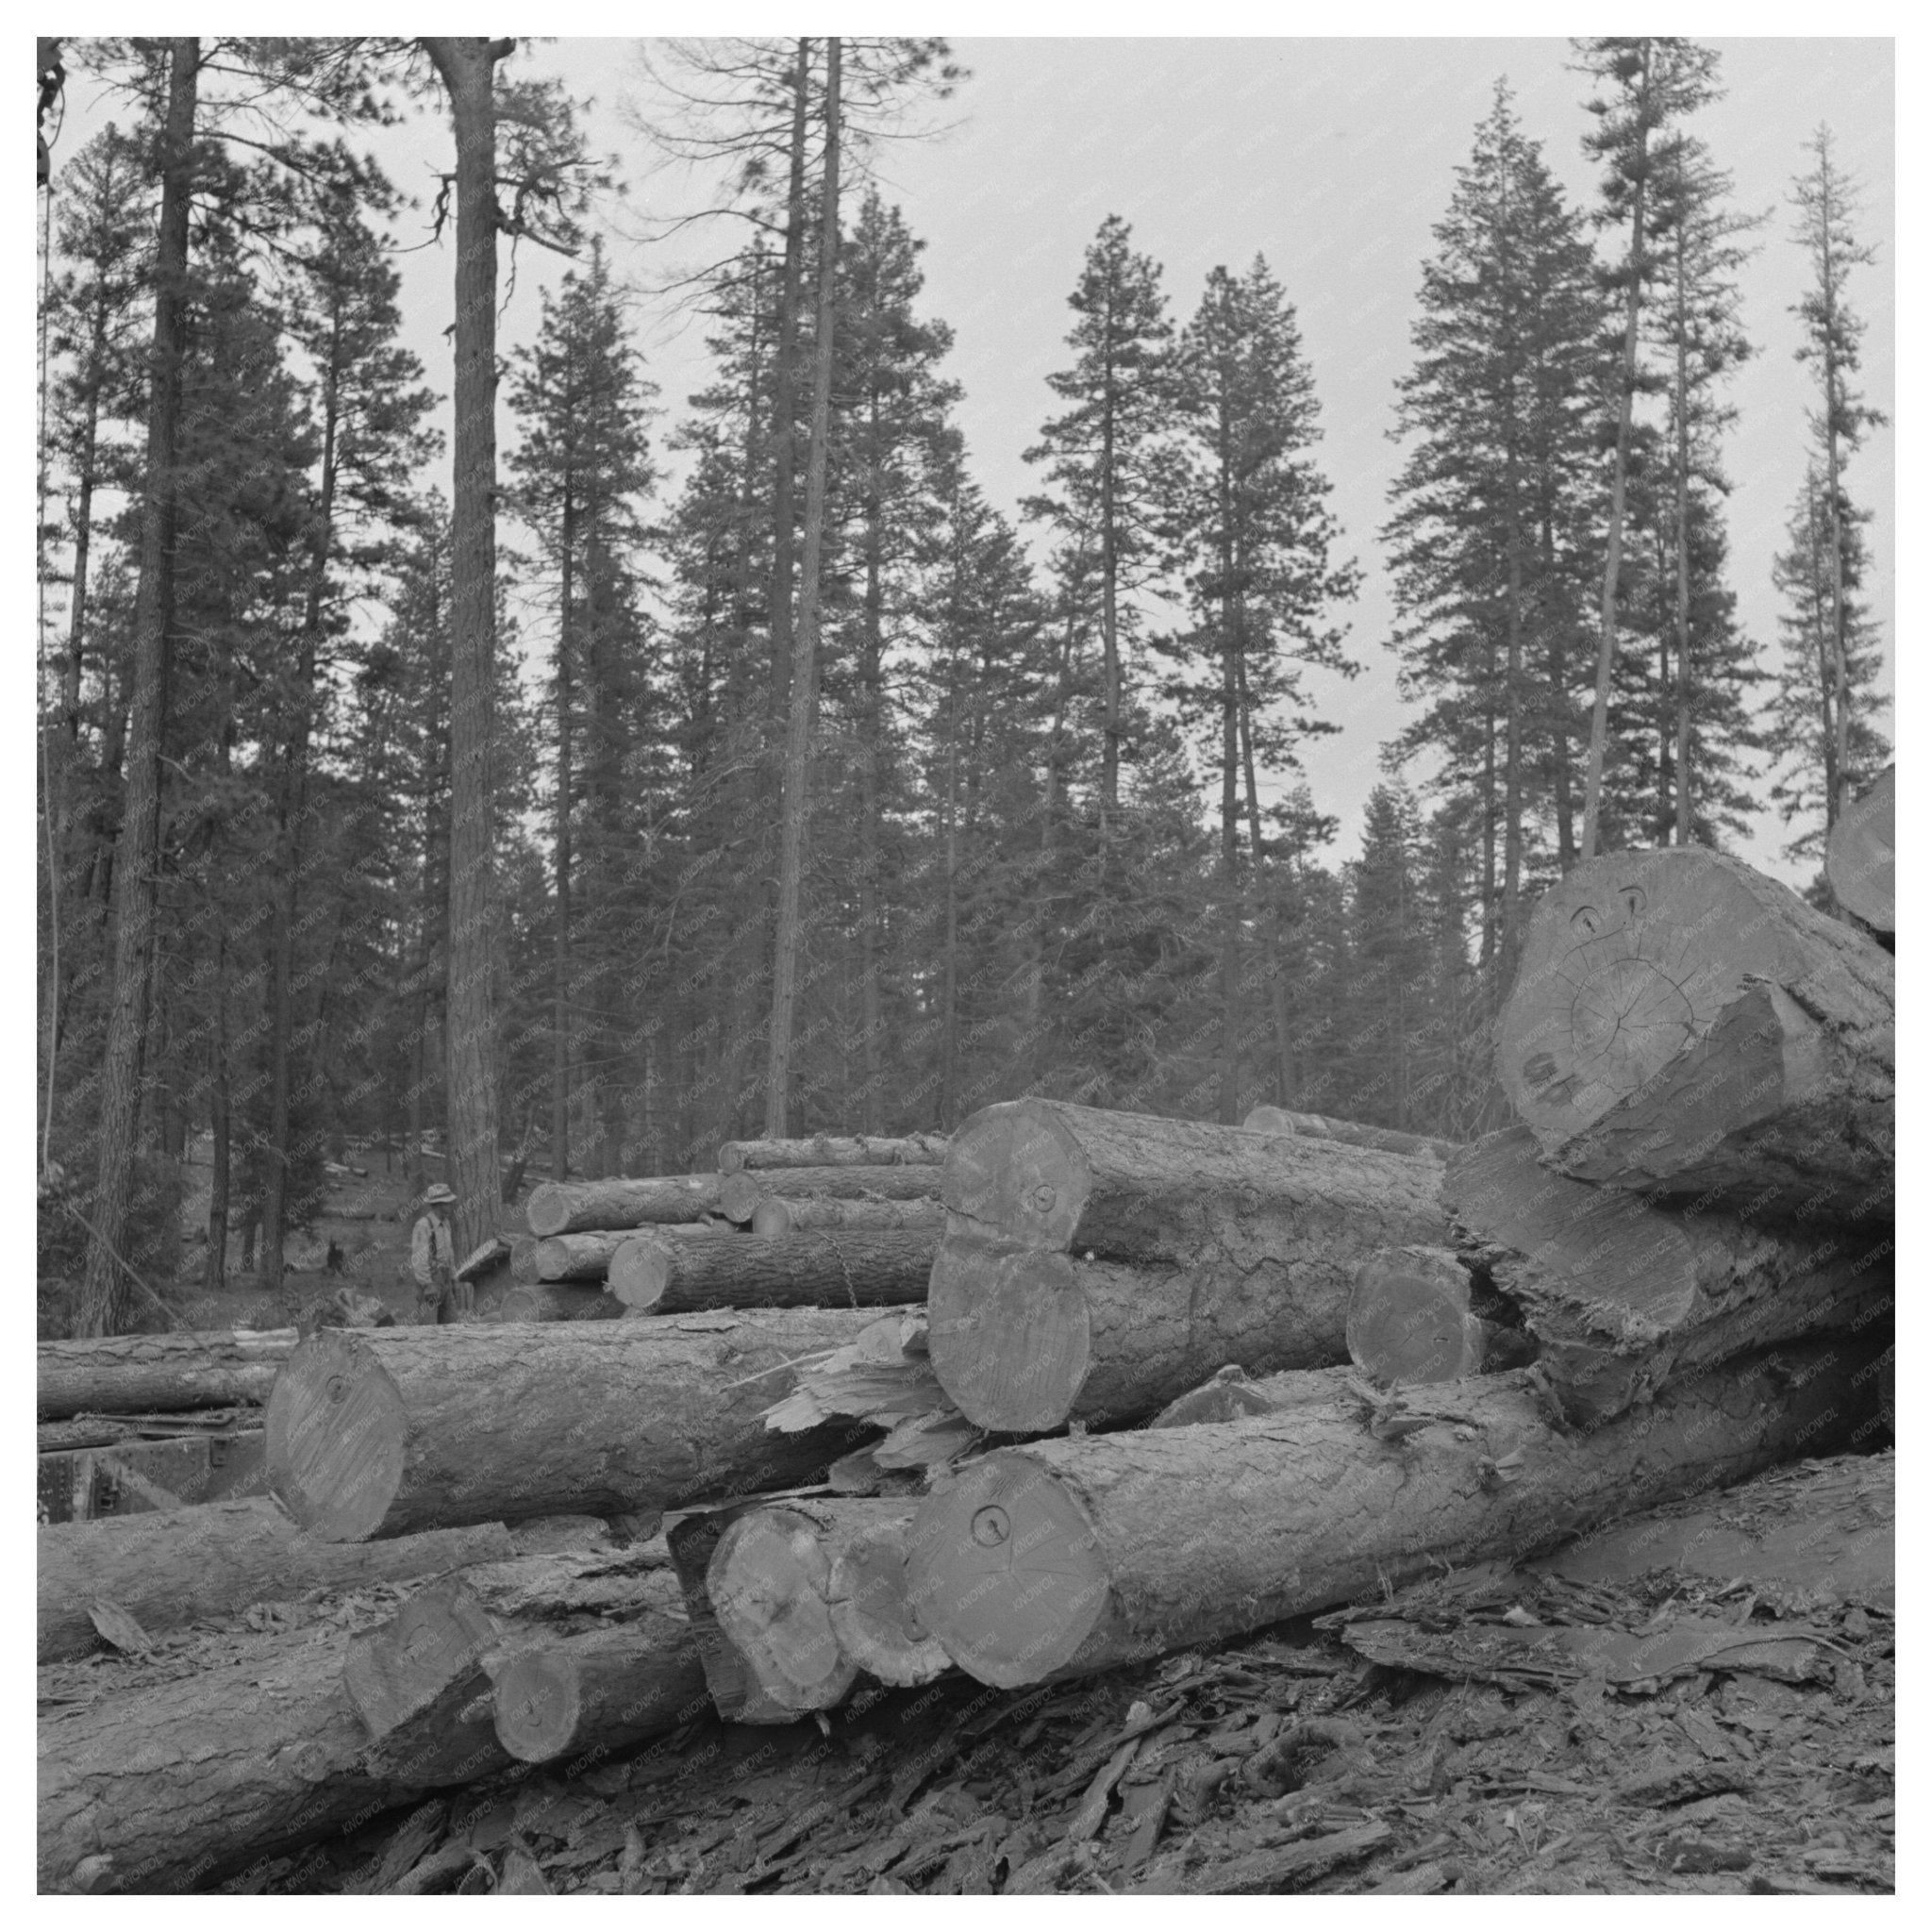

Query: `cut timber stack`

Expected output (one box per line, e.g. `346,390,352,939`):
1826,763,1894,941
39,1328,296,1419
1497,846,1893,1219
608,1226,938,1315
904,1335,1890,1689
718,1133,949,1172
718,1165,944,1224
525,1173,723,1236
928,1098,1448,1430
263,1307,907,1540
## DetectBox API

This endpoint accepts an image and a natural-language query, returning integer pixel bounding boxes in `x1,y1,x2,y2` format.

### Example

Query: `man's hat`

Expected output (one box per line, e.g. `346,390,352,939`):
421,1183,457,1207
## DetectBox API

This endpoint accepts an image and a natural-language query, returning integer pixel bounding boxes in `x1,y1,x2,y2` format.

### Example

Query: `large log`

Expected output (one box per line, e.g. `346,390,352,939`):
716,1164,945,1224
264,1308,905,1541
1445,1126,1893,1424
718,1132,949,1174
607,1227,938,1316
38,1623,508,1894
1497,847,1893,1218
1345,1245,1537,1388
752,1194,943,1238
536,1224,734,1286
38,1328,295,1421
38,1497,516,1662
1241,1106,1456,1162
1826,762,1894,938
904,1335,1890,1690
492,1615,710,1766
929,1099,1447,1431
525,1173,724,1238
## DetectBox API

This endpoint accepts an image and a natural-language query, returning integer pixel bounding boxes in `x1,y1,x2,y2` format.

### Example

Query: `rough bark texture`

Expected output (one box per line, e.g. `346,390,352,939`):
38,1328,295,1420
1149,1364,1351,1430
491,1612,709,1765
525,1173,723,1237
37,1622,508,1894
532,1231,631,1281
1241,1107,1457,1162
1444,1126,1892,1425
941,1098,1447,1263
608,1227,937,1315
494,1282,624,1324
904,1336,1890,1690
1346,1244,1534,1387
1498,848,1893,1217
751,1194,944,1237
718,1133,949,1174
1826,762,1893,936
928,1243,1360,1434
37,1498,514,1663
717,1164,944,1224
264,1308,899,1541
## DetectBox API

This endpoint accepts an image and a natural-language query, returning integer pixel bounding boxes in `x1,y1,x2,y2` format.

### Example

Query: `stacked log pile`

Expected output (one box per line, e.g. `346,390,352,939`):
38,848,1896,1890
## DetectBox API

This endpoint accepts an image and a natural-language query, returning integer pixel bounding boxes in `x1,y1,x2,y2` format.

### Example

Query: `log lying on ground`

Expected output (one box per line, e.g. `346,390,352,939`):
904,1334,1890,1690
1497,847,1893,1217
718,1132,949,1174
665,1505,793,1724
1149,1363,1357,1429
525,1173,724,1238
929,1100,1447,1431
38,1497,515,1662
1445,1126,1893,1424
38,1328,296,1421
1826,763,1894,938
824,1506,952,1689
496,1282,624,1324
537,1224,735,1284
492,1613,709,1765
608,1227,938,1316
345,1547,692,1766
264,1307,905,1541
1346,1244,1537,1388
38,1622,509,1894
717,1164,945,1224
508,1235,542,1284
1241,1106,1457,1162
752,1194,944,1238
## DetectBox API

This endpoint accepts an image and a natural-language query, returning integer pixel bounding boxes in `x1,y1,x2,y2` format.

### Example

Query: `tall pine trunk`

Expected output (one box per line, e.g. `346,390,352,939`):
1819,179,1850,832
204,935,229,1295
1213,386,1241,1125
552,491,575,1181
857,412,886,1134
424,37,510,1256
765,37,840,1138
1233,654,1291,1108
78,37,196,1338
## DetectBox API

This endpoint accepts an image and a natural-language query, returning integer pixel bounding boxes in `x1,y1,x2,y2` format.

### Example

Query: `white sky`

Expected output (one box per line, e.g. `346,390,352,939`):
37,31,1897,887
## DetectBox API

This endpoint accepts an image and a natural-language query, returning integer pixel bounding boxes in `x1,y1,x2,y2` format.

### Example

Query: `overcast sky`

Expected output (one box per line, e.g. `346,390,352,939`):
45,33,1896,886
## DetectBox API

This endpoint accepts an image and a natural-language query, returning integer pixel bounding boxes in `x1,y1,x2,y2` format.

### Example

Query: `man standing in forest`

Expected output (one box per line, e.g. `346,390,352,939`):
410,1182,465,1323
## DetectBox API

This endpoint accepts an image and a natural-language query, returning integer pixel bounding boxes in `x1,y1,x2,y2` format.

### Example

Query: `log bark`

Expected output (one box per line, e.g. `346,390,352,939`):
1443,1126,1892,1424
532,1231,629,1281
1497,847,1893,1218
928,1100,1446,1432
717,1164,945,1224
1346,1244,1536,1388
264,1308,901,1541
38,1498,515,1662
1149,1364,1351,1430
752,1194,943,1238
508,1235,541,1284
718,1133,949,1174
903,1335,1890,1690
1826,762,1893,937
525,1173,724,1237
607,1227,937,1316
491,1612,709,1765
38,1622,508,1894
38,1329,295,1421
1241,1106,1456,1162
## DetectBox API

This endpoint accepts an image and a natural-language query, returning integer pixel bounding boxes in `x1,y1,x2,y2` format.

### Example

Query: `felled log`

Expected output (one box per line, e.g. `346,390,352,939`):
718,1133,949,1174
1826,763,1894,938
1149,1364,1350,1429
1346,1244,1536,1388
264,1308,900,1541
903,1335,1890,1690
345,1546,688,1757
1497,847,1893,1217
665,1505,793,1724
492,1613,709,1765
606,1227,937,1316
1445,1127,1892,1424
531,1231,629,1281
1241,1106,1456,1162
38,1497,515,1662
525,1173,724,1238
38,1622,508,1894
824,1505,952,1689
496,1282,624,1323
752,1194,944,1238
717,1164,945,1224
508,1235,542,1284
38,1328,295,1421
928,1100,1446,1432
